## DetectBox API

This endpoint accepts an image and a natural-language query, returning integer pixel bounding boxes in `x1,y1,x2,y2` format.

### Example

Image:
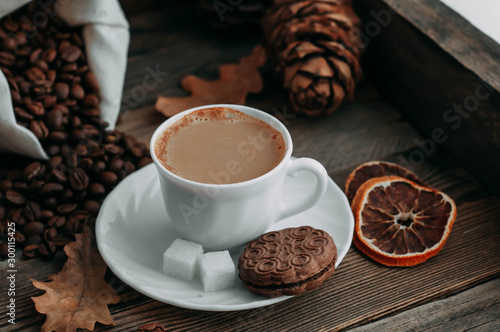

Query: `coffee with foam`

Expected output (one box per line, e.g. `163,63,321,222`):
154,107,286,184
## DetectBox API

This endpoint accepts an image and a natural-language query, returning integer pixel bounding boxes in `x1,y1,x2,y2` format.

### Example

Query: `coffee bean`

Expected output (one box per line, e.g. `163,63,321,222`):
23,161,44,181
11,90,22,104
100,171,118,186
61,144,72,156
47,216,66,228
79,157,93,171
66,153,80,168
50,169,67,183
41,49,55,64
43,227,58,242
0,51,15,66
108,158,124,172
47,155,63,170
76,143,89,157
104,144,122,155
51,237,73,247
124,161,136,174
29,180,45,192
39,241,56,258
53,103,69,115
49,130,69,143
40,182,64,195
87,183,105,197
14,231,25,244
46,69,56,83
71,83,84,99
26,101,45,116
57,203,77,215
83,200,100,215
63,219,81,236
23,202,41,221
5,190,26,205
25,66,46,81
84,72,100,92
19,81,31,95
70,115,82,129
14,107,34,121
131,146,144,158
68,168,88,191
82,107,100,117
13,181,29,191
93,160,106,174
83,94,99,108
23,221,45,237
23,244,40,259
43,94,57,107
35,59,49,72
54,82,69,99
62,62,78,72
30,120,49,139
70,129,86,142
45,145,60,156
60,45,81,62
41,210,54,220
46,109,63,130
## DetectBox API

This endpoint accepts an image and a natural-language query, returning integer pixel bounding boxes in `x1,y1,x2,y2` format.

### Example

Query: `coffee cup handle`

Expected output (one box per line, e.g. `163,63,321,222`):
277,158,329,221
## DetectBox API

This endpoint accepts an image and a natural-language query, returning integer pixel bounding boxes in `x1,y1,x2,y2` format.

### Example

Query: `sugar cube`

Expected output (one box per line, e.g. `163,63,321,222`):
200,250,236,292
163,239,203,281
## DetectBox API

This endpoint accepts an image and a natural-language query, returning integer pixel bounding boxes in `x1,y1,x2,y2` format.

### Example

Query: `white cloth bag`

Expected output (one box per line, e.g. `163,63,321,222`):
0,0,129,159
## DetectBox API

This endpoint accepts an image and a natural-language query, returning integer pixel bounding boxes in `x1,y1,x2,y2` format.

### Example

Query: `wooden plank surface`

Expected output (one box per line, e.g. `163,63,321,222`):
2,2,500,331
350,278,500,332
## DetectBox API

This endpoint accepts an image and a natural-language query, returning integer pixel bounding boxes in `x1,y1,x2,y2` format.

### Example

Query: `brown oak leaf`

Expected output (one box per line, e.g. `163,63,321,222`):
155,45,267,117
31,226,120,332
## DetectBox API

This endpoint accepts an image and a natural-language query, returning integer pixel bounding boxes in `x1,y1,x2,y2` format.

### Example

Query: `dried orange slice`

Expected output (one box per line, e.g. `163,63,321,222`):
352,176,457,267
345,161,425,204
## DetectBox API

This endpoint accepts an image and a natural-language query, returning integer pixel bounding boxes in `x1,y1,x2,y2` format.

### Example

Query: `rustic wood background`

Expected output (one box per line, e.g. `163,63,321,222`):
354,0,500,195
1,0,499,331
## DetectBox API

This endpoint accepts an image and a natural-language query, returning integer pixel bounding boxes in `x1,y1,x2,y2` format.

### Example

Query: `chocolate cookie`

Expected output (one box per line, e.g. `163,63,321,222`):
238,226,337,298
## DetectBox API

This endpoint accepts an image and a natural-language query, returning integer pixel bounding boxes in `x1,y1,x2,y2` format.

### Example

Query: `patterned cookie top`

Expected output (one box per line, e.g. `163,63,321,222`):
238,226,337,286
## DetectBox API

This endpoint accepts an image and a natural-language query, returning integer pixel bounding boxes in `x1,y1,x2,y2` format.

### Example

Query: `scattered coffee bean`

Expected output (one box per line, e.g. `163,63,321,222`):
23,221,45,237
0,2,151,260
5,190,27,205
40,182,64,195
23,162,44,181
100,171,118,186
39,241,56,258
68,168,88,191
23,244,40,259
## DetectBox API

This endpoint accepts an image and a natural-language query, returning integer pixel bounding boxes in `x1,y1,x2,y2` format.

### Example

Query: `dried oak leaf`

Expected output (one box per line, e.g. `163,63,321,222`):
155,45,267,117
31,226,120,332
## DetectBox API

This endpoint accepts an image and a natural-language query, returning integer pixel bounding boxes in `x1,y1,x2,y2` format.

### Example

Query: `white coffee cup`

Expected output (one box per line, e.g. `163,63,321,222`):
150,104,328,251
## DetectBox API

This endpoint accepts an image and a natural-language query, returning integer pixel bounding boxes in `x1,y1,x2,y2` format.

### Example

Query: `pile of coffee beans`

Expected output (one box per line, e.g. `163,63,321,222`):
0,1,151,260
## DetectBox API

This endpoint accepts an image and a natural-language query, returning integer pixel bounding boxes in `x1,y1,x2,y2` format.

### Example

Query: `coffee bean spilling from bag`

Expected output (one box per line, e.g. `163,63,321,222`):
0,1,152,260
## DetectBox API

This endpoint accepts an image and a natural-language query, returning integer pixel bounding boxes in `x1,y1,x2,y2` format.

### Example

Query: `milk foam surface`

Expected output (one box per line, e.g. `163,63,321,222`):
154,107,286,184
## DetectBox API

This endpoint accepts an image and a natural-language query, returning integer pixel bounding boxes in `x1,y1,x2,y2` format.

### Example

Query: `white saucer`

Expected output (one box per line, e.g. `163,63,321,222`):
96,163,354,311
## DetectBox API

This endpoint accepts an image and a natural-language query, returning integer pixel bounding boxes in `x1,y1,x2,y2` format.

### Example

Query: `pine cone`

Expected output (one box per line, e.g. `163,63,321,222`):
263,0,363,116
197,0,274,36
